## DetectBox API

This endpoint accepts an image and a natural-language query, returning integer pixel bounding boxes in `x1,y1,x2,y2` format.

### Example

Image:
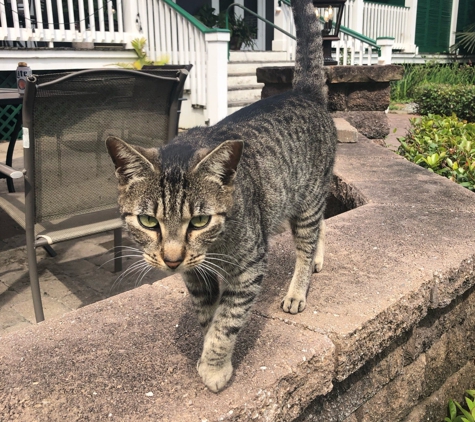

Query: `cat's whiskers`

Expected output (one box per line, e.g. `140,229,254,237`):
110,259,149,293
202,259,232,278
135,265,154,287
193,266,215,298
99,253,143,269
199,261,231,288
205,255,247,272
205,252,241,264
109,245,143,252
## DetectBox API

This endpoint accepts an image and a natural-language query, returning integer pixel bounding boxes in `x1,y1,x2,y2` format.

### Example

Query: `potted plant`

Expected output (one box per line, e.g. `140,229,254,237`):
195,5,257,51
112,38,168,69
225,13,257,50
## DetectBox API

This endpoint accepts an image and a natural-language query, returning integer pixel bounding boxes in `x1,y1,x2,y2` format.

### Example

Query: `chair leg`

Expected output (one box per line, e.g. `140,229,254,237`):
26,233,45,323
42,244,57,257
113,228,122,273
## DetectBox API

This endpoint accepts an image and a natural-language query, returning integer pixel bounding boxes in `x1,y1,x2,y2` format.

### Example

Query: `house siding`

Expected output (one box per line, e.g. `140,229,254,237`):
457,0,475,31
415,0,453,53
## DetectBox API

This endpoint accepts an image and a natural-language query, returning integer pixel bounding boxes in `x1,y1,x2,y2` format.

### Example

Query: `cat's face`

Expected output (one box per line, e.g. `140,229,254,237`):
106,137,243,273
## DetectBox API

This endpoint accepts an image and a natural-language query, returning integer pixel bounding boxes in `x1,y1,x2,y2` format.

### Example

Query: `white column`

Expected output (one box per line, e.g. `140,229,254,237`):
404,0,418,53
122,0,140,47
205,31,231,126
351,0,364,34
272,0,289,51
377,37,394,65
449,0,460,48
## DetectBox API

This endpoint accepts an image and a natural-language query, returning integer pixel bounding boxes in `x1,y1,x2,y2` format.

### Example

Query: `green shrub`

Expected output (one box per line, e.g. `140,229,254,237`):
414,84,475,122
445,390,475,422
390,62,475,103
397,114,475,190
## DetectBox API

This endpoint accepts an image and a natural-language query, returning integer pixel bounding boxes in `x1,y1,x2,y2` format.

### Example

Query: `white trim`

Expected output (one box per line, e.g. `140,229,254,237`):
0,50,137,70
449,0,460,48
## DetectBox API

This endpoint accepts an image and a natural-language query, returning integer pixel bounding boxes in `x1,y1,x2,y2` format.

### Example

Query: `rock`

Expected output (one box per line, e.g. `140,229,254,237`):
332,111,390,139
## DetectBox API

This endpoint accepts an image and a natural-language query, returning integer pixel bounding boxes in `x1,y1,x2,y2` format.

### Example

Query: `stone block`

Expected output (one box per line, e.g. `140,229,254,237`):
257,65,402,139
406,361,475,422
261,83,291,99
334,118,358,143
328,84,347,111
354,353,427,421
346,83,391,111
325,65,404,84
332,111,390,139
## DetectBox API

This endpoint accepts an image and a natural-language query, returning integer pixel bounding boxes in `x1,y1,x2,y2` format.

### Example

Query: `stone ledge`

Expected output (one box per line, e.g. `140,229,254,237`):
1,140,475,421
256,65,404,85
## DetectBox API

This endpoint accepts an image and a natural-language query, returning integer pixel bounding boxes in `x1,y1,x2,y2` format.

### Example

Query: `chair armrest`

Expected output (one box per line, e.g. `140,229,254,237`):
0,163,24,179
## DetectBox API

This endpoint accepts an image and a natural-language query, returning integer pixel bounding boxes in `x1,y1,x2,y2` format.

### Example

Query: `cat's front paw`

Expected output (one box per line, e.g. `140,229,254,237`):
197,358,233,393
313,255,324,273
281,293,306,314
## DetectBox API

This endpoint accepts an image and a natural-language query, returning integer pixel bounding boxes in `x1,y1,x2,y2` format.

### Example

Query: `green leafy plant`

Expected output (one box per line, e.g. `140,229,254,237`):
226,13,257,50
397,114,475,190
114,38,168,70
445,390,475,422
194,5,256,50
451,23,475,55
194,4,219,28
414,84,475,122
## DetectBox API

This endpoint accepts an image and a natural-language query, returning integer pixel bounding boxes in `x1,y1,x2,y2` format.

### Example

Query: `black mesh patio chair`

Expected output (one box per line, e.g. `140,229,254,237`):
0,67,189,323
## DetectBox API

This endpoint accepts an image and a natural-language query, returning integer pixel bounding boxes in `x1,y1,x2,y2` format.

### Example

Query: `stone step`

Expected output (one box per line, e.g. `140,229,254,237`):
227,100,252,115
227,84,263,102
228,61,293,75
229,50,289,62
228,73,259,86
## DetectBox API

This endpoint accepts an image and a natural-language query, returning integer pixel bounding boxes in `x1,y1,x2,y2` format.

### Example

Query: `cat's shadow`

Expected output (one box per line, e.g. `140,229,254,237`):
174,303,268,372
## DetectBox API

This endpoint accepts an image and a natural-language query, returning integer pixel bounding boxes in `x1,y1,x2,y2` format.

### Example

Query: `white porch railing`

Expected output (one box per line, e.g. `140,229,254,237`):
335,31,380,65
134,0,230,124
0,0,128,45
362,1,409,51
136,0,207,107
343,0,414,52
0,0,230,125
274,0,381,65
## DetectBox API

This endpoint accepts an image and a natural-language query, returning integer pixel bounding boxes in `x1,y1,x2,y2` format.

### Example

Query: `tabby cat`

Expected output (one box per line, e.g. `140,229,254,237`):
106,0,337,393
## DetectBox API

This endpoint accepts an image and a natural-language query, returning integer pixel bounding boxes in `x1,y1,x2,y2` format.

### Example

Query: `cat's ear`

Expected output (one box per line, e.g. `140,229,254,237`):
106,136,158,185
192,140,243,185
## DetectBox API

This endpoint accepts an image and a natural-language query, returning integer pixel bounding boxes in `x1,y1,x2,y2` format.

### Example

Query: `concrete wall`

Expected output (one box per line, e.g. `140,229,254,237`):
1,119,475,421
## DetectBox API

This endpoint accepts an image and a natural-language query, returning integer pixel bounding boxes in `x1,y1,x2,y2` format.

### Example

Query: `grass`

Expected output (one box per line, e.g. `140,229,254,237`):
391,61,475,103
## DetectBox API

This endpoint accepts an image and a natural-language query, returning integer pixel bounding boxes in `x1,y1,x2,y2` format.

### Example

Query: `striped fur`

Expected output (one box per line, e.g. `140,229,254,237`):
106,0,337,393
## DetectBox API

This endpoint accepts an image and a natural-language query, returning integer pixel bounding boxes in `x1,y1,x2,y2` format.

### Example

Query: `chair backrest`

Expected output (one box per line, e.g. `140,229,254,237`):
22,68,189,223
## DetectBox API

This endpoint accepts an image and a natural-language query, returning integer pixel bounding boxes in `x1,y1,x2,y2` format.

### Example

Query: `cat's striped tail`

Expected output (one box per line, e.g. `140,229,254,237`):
291,0,328,106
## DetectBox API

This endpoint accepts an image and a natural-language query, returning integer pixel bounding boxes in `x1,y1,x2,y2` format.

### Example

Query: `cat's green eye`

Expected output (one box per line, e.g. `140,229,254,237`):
138,215,159,229
189,215,210,229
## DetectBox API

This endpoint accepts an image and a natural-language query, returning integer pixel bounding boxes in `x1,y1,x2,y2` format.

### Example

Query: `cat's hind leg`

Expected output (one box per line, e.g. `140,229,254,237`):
282,201,325,314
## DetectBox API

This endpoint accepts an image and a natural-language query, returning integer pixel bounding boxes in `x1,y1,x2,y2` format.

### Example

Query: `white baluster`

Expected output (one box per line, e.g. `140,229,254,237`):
170,8,178,64
55,0,65,40
97,0,105,42
66,0,76,41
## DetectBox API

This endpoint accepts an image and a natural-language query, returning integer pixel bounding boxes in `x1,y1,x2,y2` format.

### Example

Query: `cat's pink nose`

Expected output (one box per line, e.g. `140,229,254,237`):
164,258,183,269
